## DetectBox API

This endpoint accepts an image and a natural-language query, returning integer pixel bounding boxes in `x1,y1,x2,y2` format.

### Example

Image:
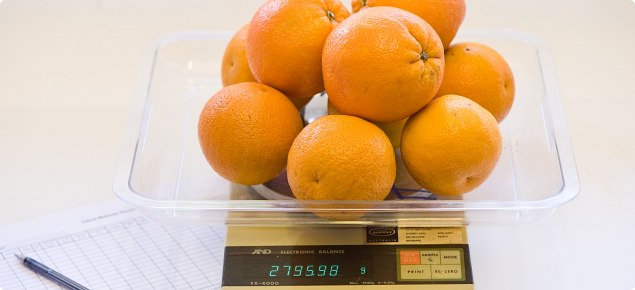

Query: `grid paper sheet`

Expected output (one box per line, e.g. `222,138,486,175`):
0,199,226,290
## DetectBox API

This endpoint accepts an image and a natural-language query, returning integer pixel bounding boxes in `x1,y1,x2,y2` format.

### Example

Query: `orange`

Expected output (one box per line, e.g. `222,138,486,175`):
221,23,313,111
198,82,303,185
287,115,396,220
436,42,515,123
401,95,502,196
352,0,466,49
323,7,444,123
247,0,350,99
327,99,406,149
221,24,258,87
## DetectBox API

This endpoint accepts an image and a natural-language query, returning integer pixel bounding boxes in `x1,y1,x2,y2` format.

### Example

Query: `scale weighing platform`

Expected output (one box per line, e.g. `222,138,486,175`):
221,226,473,289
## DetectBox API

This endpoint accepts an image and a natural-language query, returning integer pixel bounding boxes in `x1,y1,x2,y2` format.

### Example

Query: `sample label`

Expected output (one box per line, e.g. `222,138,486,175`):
420,251,440,264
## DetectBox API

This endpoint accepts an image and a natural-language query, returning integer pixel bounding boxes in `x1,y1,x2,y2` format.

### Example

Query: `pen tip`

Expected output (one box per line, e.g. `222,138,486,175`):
15,254,25,262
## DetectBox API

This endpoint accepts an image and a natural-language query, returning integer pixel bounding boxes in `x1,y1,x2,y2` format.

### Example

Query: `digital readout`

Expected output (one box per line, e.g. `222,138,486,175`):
223,245,473,287
243,256,374,279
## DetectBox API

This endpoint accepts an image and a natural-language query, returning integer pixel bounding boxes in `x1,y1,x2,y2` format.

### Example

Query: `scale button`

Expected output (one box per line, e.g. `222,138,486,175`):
431,265,462,279
401,265,432,280
440,250,461,264
400,251,420,264
419,250,440,264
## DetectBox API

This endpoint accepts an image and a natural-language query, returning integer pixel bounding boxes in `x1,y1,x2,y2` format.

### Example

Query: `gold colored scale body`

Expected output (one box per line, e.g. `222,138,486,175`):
221,226,474,289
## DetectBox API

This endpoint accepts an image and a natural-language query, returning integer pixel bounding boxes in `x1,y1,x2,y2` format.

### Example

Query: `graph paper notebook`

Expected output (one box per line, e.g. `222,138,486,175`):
0,199,225,290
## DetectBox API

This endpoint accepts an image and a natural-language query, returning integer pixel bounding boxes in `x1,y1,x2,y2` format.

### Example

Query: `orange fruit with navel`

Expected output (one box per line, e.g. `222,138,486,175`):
323,6,444,123
352,0,466,49
198,82,303,185
247,0,350,99
287,115,396,220
436,42,515,123
401,95,502,196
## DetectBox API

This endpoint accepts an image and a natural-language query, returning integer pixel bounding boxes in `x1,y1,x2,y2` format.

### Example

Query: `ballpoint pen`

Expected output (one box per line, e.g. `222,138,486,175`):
15,254,90,290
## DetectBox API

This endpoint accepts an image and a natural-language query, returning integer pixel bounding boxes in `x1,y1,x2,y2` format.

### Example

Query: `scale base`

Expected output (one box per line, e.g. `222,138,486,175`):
221,226,474,289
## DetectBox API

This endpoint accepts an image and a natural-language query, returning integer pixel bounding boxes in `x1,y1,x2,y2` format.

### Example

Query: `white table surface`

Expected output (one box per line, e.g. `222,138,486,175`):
1,0,634,289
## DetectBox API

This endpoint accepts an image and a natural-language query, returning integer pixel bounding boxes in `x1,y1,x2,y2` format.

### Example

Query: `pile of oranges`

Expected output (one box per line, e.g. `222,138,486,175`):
199,0,515,219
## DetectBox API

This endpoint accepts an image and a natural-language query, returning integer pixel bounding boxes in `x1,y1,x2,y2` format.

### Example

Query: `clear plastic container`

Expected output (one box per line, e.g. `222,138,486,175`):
113,29,580,226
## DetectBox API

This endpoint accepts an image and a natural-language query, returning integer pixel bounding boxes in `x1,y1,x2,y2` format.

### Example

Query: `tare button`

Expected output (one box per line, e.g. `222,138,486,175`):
440,250,461,264
431,265,462,279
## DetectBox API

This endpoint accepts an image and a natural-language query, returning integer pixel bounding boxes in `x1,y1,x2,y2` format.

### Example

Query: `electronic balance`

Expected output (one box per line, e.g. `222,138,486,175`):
220,173,473,289
221,226,472,289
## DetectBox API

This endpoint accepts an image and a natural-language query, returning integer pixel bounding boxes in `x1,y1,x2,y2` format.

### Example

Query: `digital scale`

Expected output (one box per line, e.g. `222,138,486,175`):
221,226,473,289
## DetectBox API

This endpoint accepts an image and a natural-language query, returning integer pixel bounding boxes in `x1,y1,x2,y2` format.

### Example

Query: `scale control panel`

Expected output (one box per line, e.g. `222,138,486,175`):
222,244,472,288
398,248,467,281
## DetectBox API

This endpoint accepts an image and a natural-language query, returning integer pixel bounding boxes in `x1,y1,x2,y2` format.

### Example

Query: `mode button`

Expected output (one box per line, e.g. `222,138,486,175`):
440,250,461,265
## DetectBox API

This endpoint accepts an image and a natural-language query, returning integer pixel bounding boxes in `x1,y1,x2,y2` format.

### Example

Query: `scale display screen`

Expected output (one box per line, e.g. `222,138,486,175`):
222,245,472,286
243,255,374,279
